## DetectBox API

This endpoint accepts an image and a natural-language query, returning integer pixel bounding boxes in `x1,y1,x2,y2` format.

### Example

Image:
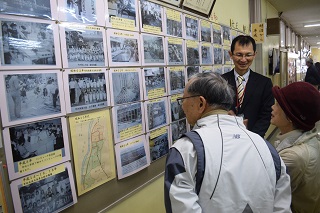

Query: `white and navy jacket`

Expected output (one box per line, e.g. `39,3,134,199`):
164,113,292,213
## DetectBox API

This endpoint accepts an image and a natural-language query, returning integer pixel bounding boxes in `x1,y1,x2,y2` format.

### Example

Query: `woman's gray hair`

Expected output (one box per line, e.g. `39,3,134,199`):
187,72,234,110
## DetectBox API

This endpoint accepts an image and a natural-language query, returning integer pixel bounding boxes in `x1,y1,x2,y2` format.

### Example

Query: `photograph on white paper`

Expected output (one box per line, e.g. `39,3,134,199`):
141,33,165,65
115,135,150,179
200,19,211,42
3,117,70,180
184,14,198,40
224,65,232,73
186,40,200,65
112,102,145,143
0,0,57,19
222,25,231,45
106,0,139,31
223,46,231,64
148,126,169,162
201,65,213,73
69,109,116,195
213,65,223,75
145,98,168,132
170,118,187,144
168,66,185,95
169,94,185,122
212,23,222,44
10,162,77,213
0,16,61,69
58,0,105,25
60,24,107,68
0,70,66,127
142,67,166,100
213,44,223,64
166,37,184,65
164,8,182,37
107,29,141,67
110,68,142,105
186,66,200,79
139,0,164,34
63,68,109,113
201,42,213,65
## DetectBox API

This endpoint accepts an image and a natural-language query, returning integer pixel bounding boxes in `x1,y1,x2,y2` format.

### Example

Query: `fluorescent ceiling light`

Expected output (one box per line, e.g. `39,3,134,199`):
317,42,320,44
304,23,320,27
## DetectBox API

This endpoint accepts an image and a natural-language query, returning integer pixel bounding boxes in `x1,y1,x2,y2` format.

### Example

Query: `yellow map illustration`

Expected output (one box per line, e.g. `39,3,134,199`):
69,109,116,195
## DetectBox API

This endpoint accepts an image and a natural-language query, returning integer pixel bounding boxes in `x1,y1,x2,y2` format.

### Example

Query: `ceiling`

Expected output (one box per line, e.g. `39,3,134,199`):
267,0,320,48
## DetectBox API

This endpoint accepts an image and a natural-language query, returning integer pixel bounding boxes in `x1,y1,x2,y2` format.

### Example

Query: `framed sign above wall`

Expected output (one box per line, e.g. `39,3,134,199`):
181,0,217,17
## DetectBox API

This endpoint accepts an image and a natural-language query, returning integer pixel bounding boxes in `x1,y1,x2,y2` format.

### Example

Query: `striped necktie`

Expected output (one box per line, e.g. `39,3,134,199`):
237,75,245,107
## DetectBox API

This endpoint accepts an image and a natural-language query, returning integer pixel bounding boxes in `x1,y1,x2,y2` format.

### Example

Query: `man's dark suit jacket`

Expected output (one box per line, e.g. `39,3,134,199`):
222,69,274,137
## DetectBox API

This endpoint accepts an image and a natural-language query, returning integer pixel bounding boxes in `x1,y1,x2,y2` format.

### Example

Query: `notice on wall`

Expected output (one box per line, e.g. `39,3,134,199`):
251,23,265,43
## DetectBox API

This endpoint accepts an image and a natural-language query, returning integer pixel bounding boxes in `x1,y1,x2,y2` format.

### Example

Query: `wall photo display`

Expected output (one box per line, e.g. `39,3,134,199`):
59,24,107,68
182,0,216,17
144,97,169,132
141,33,165,66
164,8,183,38
105,0,139,31
10,162,77,213
0,0,58,20
142,67,167,100
200,42,213,65
186,66,200,79
147,126,169,162
3,117,70,180
58,0,105,25
213,64,223,75
169,94,185,123
200,19,211,42
184,14,199,41
139,0,164,35
0,70,66,127
170,118,188,145
0,15,61,70
201,65,213,73
212,23,222,44
223,45,231,64
106,29,141,67
112,102,145,143
167,66,185,95
109,67,142,105
186,40,200,65
166,37,185,65
63,68,110,113
222,25,231,45
213,44,223,64
114,135,150,179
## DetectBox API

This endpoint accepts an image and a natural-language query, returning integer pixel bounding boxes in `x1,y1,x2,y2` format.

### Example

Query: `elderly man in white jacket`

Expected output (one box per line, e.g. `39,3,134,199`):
164,72,292,213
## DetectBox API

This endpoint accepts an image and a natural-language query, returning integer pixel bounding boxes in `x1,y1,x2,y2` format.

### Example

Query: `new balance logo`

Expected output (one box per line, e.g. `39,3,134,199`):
233,134,240,139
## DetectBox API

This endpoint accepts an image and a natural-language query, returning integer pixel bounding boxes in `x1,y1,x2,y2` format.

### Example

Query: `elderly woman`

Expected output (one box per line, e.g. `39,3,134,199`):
271,82,320,213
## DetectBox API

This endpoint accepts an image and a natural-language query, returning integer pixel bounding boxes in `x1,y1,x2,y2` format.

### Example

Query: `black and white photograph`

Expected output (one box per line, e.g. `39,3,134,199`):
0,0,57,19
214,45,223,64
169,94,185,122
115,136,150,179
186,66,200,79
63,68,109,113
107,29,141,67
170,119,187,144
148,126,169,162
212,23,222,44
0,70,66,127
60,24,107,68
3,117,70,180
145,98,168,132
141,34,165,65
224,65,232,74
110,68,142,105
165,8,183,37
186,40,200,65
200,19,211,42
58,0,105,25
168,66,185,95
106,0,139,31
10,162,77,213
222,25,231,45
0,16,61,69
166,37,184,65
213,65,223,75
201,42,213,65
184,14,198,40
112,102,145,143
201,65,213,73
139,0,164,34
223,46,231,64
143,67,166,100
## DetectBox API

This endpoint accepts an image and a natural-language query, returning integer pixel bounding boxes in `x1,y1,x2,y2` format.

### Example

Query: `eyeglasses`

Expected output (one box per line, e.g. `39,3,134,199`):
177,95,200,105
233,53,255,59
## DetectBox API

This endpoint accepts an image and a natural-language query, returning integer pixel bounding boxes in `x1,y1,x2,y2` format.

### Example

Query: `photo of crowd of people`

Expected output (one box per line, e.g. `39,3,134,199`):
1,20,56,66
140,0,163,31
110,36,139,64
2,72,62,124
64,29,105,67
142,34,165,64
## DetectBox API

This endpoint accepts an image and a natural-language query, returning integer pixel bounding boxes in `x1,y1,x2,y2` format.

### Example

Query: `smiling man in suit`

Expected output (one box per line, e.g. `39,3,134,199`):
222,35,274,138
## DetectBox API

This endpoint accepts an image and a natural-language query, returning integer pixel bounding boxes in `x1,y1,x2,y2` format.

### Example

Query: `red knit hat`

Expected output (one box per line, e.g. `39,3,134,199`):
272,82,320,131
